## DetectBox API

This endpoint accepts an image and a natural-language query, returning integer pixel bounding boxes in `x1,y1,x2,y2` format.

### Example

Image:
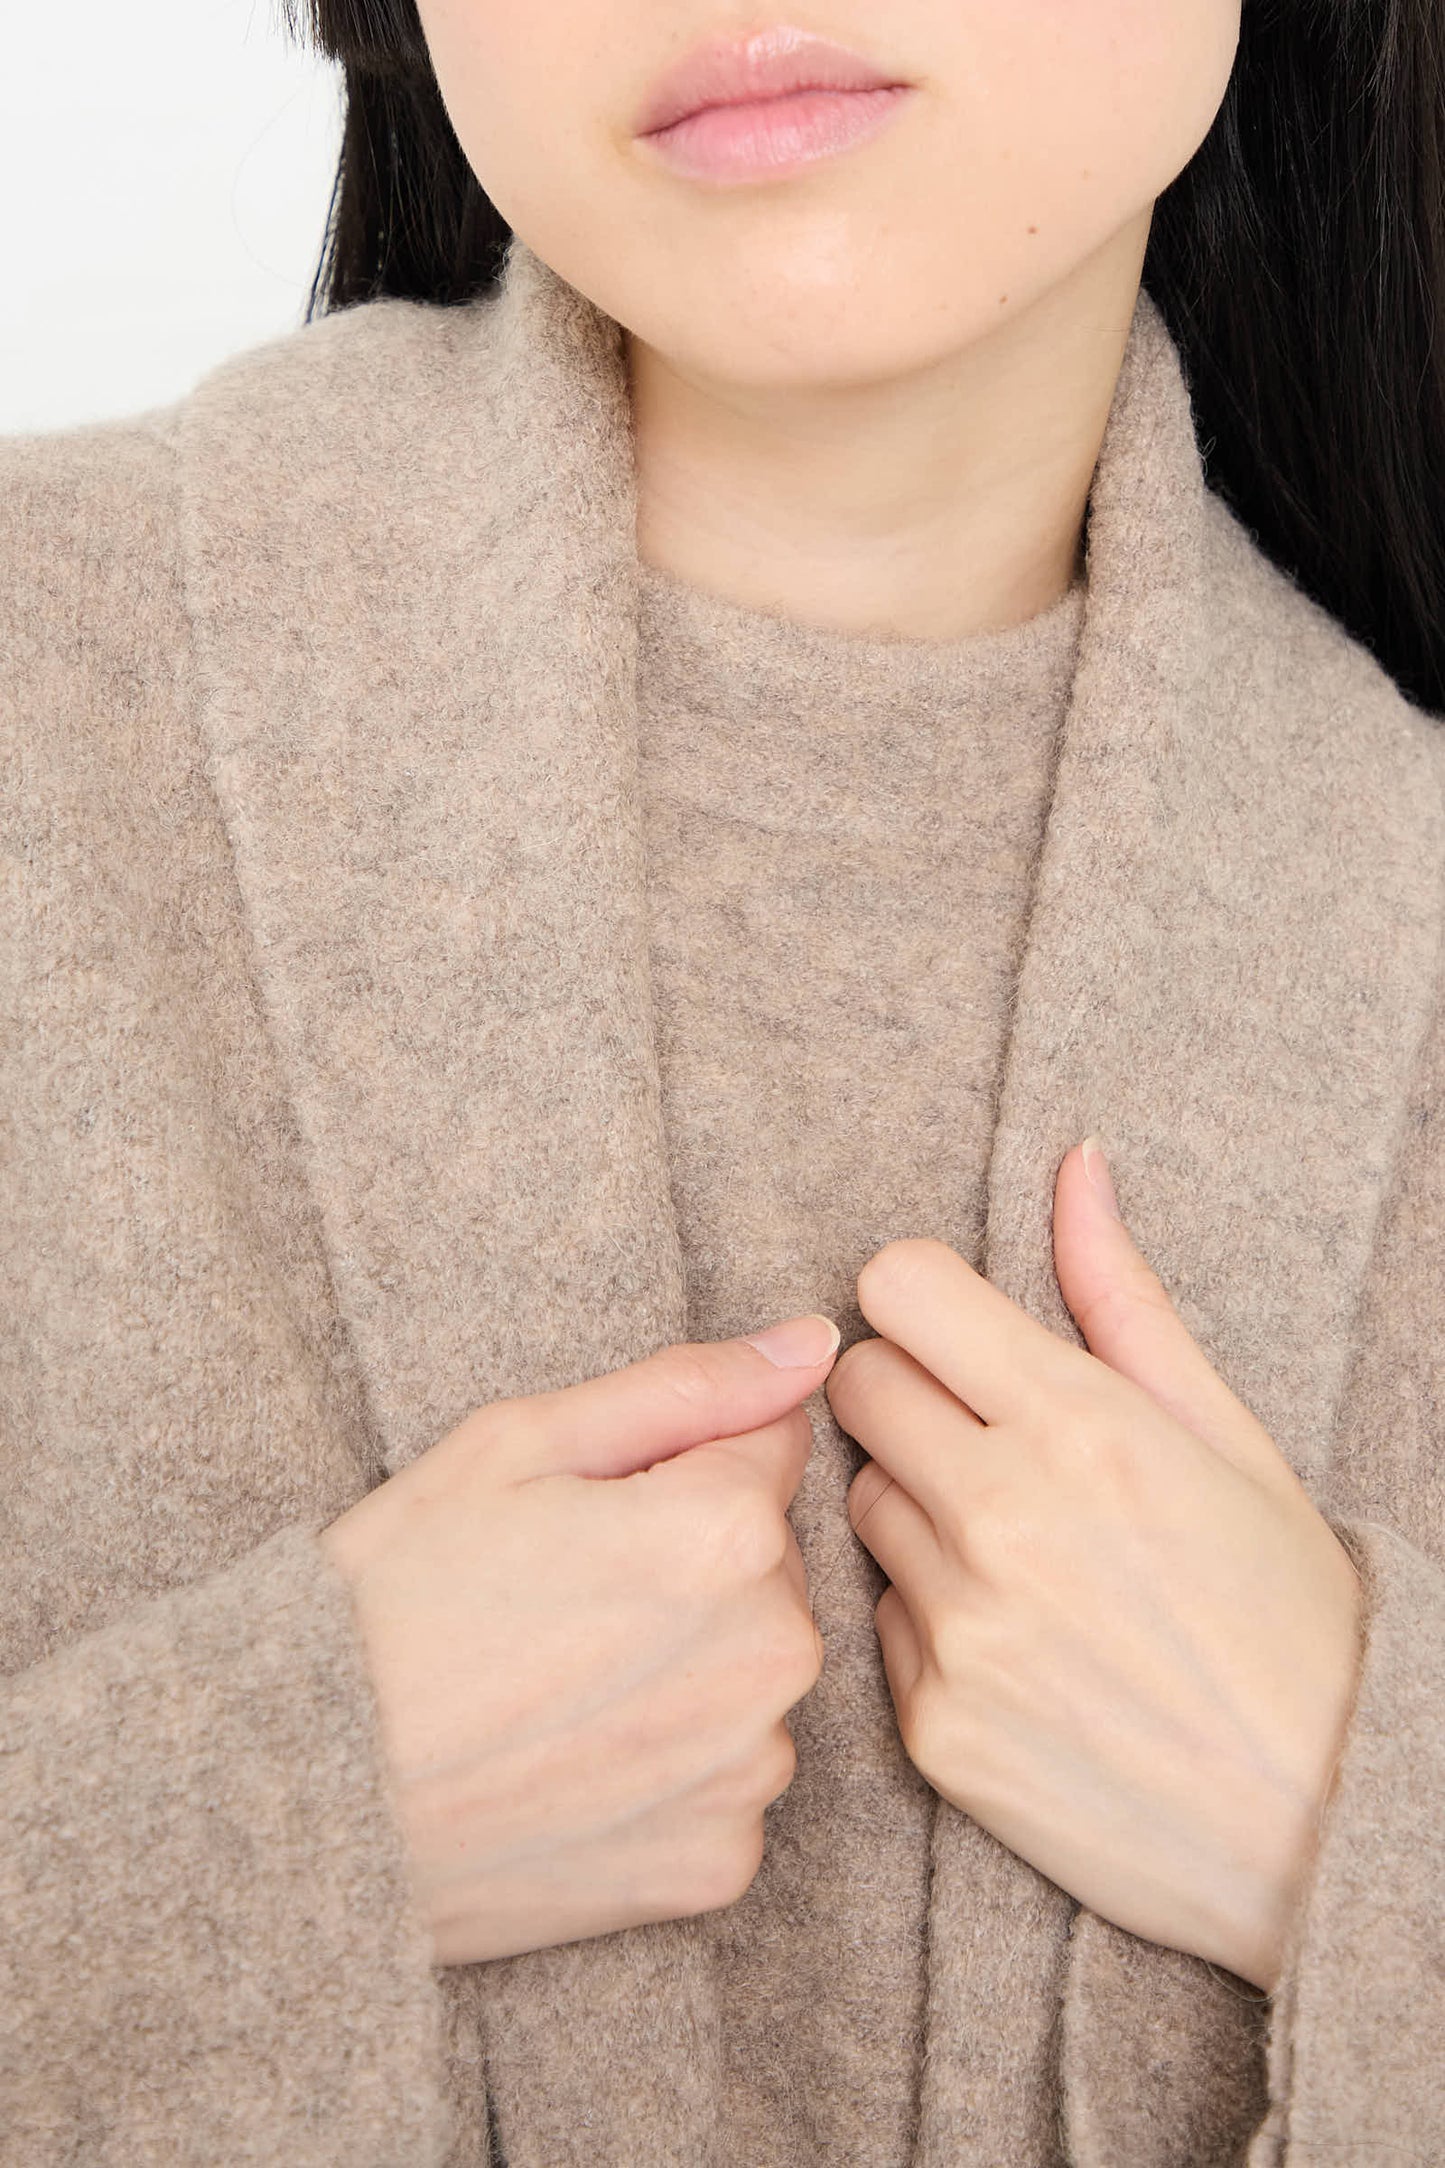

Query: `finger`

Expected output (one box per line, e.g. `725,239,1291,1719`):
1052,1145,1304,1496
875,1582,925,1708
506,1323,839,1484
847,1458,952,1614
857,1238,1093,1426
829,1335,989,1531
700,1400,819,1518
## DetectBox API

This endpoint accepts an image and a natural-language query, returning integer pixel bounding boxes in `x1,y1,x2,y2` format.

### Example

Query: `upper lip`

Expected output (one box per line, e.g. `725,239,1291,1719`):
633,25,906,137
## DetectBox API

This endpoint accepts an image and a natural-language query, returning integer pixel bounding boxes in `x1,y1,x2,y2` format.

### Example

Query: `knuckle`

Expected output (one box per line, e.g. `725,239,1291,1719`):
1076,1271,1174,1343
775,1609,825,1701
745,1601,821,1702
765,1400,814,1463
660,1344,723,1412
857,1236,949,1305
453,1395,539,1481
1061,1398,1132,1485
897,1688,940,1773
757,1724,798,1803
697,1828,766,1914
459,1392,524,1450
894,1670,952,1773
829,1334,889,1398
922,1600,975,1680
958,1498,1032,1573
807,1615,827,1687
710,1487,787,1581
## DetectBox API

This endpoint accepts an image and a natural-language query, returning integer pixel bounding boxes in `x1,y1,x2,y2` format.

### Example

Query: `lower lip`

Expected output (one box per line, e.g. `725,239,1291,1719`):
637,85,914,185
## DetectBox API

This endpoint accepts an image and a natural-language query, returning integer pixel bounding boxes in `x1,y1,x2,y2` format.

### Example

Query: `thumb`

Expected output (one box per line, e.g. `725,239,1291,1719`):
1052,1136,1288,1483
508,1313,842,1482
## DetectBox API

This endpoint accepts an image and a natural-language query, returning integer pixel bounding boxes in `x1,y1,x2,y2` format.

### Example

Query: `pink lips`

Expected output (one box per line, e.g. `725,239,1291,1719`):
632,24,914,183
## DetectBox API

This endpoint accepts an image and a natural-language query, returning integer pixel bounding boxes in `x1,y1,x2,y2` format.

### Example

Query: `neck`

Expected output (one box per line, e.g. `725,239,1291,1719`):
626,214,1147,642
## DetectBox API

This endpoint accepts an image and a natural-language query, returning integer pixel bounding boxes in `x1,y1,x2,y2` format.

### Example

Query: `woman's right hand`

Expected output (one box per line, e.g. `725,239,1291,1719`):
317,1313,842,1966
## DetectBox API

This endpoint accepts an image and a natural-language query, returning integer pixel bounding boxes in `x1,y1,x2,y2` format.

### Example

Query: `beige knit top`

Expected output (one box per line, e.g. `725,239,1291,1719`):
633,555,1086,2163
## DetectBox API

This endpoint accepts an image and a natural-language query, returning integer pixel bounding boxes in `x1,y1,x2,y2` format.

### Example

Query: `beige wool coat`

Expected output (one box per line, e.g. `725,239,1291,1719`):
4,233,1445,2168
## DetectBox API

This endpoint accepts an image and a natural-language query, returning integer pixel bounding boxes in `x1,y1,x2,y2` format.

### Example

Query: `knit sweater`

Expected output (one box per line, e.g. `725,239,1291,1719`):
635,555,1084,2161
3,232,1444,2167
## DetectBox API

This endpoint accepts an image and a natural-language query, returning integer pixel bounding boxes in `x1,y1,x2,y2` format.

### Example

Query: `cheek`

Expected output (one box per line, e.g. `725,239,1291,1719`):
411,0,607,241
962,0,1241,230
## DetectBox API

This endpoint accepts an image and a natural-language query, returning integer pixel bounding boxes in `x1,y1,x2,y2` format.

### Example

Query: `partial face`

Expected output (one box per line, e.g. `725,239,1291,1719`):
412,3,1240,389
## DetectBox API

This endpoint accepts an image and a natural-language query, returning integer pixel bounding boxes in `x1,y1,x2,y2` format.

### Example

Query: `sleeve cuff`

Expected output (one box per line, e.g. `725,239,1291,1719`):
1249,1514,1445,2165
0,1522,455,2164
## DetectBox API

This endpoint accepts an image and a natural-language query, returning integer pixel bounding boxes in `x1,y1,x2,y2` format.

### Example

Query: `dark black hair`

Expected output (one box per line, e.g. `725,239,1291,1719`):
281,0,1445,715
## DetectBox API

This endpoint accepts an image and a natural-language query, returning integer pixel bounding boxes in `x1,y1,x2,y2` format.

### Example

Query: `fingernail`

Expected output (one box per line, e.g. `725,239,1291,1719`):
1081,1135,1122,1220
743,1314,842,1368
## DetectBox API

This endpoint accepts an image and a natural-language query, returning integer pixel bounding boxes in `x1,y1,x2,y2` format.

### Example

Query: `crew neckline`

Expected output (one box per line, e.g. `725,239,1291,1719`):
637,553,1086,661
636,553,1088,732
634,553,1087,844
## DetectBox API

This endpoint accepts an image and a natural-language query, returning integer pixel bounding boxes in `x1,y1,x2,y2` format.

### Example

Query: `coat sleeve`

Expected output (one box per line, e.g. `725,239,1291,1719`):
1248,1511,1445,2163
1248,761,1445,2163
0,1522,455,2167
1,408,455,2159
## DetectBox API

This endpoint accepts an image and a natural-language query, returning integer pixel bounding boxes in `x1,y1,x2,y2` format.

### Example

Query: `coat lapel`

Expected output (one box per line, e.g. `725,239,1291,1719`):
177,236,1442,2167
177,246,687,1463
921,284,1444,2164
177,245,719,2162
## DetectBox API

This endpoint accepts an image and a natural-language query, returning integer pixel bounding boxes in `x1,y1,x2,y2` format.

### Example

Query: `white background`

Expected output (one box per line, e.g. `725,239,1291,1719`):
2,1,344,437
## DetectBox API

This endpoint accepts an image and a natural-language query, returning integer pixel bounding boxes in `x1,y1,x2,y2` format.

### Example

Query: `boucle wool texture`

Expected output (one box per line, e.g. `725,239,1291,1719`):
3,229,1445,2167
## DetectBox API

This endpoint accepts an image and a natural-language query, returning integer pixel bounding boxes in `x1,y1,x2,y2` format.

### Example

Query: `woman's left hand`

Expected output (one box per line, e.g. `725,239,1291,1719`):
825,1138,1365,1994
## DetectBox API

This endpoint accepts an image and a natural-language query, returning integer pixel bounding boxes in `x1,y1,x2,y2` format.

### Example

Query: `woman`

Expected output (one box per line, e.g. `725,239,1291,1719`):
4,0,1444,2161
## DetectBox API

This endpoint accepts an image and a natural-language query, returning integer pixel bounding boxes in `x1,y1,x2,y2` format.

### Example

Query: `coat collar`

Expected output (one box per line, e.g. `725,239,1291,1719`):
177,234,1443,2165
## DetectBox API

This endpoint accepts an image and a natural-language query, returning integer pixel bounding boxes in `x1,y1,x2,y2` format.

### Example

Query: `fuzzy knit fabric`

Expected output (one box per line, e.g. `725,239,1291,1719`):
635,554,1085,2163
3,229,1445,2168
